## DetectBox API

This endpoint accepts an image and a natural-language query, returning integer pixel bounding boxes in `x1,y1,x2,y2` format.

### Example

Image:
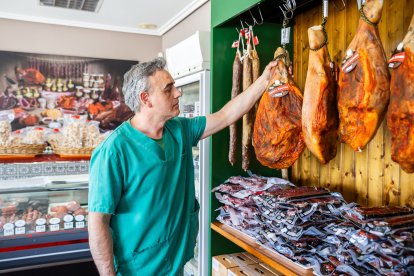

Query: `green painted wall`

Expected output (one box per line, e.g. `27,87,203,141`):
209,0,295,274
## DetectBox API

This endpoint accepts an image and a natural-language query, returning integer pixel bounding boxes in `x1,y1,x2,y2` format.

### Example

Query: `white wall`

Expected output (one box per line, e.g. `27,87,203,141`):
0,18,161,61
161,1,211,52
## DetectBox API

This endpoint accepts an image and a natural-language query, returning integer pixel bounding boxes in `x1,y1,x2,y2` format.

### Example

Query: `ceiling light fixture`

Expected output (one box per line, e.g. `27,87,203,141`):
137,23,158,30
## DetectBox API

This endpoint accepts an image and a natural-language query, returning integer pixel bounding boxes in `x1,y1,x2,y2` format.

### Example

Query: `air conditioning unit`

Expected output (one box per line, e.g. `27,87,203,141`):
165,31,210,79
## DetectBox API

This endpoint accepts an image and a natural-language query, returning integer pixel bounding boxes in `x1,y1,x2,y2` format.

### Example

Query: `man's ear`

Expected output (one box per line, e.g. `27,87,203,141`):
139,91,152,108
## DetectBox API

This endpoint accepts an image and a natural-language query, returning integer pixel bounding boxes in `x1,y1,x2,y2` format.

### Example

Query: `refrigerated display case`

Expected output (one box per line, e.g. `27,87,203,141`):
175,70,210,276
0,161,91,273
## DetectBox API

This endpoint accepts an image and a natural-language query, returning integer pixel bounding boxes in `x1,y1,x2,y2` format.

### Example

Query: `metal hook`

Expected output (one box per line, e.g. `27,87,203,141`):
248,6,264,27
279,0,296,21
332,0,346,11
240,19,246,30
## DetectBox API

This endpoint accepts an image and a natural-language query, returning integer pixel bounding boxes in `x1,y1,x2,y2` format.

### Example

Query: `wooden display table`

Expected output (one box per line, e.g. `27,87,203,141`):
211,222,313,276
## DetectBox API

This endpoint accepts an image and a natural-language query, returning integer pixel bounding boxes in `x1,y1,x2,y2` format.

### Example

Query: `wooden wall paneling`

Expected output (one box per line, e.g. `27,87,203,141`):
326,1,346,193
382,0,405,206
366,1,389,207
297,6,315,187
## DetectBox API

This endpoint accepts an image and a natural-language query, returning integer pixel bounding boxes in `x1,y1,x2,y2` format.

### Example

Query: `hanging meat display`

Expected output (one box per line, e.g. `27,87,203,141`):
302,25,338,164
228,51,242,166
253,47,305,169
337,0,390,152
387,13,414,173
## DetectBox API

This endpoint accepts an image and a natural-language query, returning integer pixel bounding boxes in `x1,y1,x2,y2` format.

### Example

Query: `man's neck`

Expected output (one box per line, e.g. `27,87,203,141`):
130,112,167,139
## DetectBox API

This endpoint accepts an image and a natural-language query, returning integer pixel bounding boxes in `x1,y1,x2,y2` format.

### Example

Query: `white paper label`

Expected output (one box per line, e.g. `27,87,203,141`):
281,27,291,45
15,220,26,227
50,224,60,232
15,227,25,235
3,223,14,236
36,225,46,232
76,221,85,228
212,258,219,272
64,222,74,229
75,215,85,222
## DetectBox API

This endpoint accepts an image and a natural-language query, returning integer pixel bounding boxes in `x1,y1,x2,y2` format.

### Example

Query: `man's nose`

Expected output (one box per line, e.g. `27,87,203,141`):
174,87,182,98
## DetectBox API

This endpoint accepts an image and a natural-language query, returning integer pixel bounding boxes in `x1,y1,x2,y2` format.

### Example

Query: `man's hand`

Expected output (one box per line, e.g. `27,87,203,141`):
259,60,278,87
202,60,279,139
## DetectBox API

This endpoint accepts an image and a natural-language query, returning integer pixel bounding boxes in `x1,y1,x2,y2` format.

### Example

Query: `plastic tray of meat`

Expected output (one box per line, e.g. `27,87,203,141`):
273,187,331,202
351,206,413,220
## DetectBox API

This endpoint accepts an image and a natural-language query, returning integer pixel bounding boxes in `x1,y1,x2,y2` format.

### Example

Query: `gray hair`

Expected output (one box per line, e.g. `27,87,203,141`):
122,57,166,112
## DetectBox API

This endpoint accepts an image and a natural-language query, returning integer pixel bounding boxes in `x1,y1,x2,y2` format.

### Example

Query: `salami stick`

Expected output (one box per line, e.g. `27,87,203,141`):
251,48,261,123
229,51,242,166
242,44,253,171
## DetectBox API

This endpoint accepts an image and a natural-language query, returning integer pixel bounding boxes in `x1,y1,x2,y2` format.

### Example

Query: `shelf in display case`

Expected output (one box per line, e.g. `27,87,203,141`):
211,222,313,276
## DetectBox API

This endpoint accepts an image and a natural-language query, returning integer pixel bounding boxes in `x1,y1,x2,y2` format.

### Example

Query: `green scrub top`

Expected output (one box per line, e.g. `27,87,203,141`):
88,116,206,275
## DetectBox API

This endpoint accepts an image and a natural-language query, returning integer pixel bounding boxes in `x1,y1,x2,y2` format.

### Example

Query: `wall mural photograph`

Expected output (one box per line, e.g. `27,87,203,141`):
0,50,136,157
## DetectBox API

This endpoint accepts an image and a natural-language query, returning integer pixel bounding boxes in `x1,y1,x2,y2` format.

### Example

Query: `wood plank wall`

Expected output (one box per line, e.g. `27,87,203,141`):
292,0,414,207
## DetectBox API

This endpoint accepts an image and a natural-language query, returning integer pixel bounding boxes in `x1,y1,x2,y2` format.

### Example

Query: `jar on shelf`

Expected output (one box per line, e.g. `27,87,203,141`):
75,86,83,98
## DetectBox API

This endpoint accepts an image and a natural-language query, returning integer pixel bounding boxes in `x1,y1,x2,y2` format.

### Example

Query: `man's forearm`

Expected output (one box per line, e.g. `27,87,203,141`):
89,215,116,276
202,75,268,138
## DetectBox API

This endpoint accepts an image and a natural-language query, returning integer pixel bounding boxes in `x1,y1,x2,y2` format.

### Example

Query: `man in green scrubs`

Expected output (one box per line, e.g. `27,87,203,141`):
88,57,277,275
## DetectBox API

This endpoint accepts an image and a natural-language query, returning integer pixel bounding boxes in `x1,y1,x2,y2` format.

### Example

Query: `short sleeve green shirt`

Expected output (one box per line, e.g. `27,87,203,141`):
88,116,206,275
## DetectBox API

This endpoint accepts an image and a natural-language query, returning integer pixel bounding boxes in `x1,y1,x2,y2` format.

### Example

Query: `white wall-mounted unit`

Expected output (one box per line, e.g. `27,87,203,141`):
165,31,210,79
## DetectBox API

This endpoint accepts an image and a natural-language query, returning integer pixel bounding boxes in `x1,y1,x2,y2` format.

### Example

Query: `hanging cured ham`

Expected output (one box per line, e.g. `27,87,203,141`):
302,26,339,164
387,13,414,173
337,0,389,152
253,48,305,169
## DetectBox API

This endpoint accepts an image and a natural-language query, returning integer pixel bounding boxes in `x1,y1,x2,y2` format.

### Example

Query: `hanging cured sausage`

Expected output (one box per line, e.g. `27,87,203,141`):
242,44,253,171
228,51,242,166
387,13,414,173
253,47,305,169
302,26,338,164
337,0,389,152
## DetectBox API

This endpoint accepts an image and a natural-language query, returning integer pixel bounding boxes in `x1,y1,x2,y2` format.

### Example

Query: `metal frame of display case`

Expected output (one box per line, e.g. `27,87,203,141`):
0,161,91,273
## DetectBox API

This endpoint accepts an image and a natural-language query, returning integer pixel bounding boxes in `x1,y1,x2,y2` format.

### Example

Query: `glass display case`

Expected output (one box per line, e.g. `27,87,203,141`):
0,161,91,273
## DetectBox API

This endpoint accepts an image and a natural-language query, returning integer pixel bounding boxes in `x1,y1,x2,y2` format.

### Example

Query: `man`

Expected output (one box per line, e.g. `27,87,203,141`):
88,57,277,275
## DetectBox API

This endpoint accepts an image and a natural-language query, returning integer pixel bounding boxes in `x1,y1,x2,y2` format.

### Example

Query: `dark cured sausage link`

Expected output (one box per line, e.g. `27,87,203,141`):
229,51,242,166
242,45,253,171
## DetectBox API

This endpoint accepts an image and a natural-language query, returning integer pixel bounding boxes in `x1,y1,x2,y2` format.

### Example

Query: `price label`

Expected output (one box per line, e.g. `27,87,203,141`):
4,227,14,236
36,225,46,233
64,222,74,229
281,27,291,45
76,221,85,229
50,224,60,232
15,227,25,235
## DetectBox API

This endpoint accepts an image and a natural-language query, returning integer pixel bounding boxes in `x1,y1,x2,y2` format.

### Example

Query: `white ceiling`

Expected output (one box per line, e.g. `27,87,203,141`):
0,0,208,36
